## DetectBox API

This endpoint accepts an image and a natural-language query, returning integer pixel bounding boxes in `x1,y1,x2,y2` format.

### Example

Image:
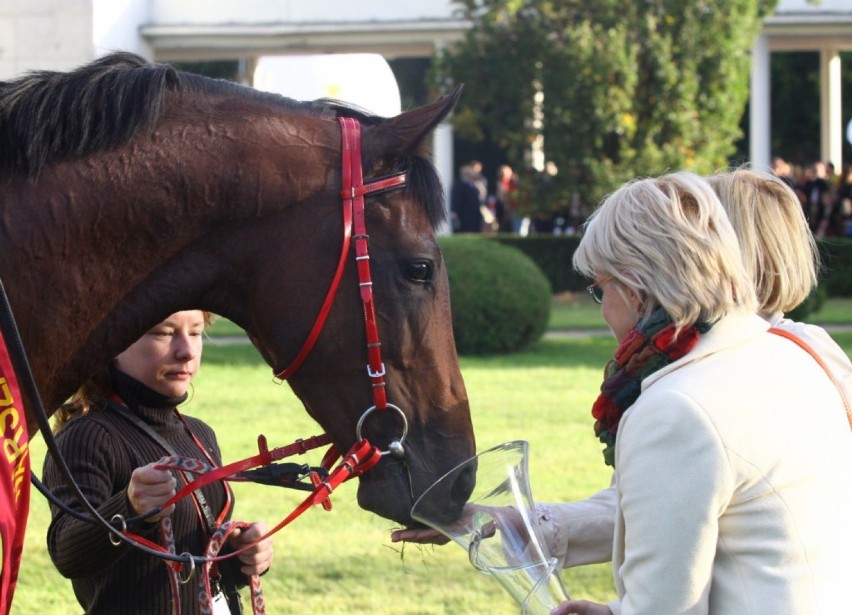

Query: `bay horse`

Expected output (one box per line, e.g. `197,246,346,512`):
0,53,475,533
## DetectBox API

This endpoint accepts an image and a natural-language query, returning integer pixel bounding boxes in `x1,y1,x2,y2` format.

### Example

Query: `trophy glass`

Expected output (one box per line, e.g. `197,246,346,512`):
410,440,569,614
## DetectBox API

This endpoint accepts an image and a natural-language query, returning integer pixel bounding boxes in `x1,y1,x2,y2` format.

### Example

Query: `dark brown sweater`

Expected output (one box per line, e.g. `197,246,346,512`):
43,370,244,614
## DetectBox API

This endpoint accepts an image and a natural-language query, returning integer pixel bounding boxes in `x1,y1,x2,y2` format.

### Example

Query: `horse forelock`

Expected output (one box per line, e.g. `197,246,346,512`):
0,52,325,178
404,155,447,231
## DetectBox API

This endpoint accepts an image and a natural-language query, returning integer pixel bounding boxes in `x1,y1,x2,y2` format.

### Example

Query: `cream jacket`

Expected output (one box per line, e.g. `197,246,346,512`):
539,311,852,614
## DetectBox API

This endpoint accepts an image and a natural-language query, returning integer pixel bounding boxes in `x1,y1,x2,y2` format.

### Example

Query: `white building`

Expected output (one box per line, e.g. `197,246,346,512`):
2,0,851,171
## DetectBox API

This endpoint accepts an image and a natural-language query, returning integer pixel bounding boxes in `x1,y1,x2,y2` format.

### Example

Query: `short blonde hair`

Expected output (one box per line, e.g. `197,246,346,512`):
707,167,819,316
573,172,756,334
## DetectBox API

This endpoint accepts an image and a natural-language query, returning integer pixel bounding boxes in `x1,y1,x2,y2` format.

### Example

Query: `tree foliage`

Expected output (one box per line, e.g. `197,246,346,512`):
437,0,779,217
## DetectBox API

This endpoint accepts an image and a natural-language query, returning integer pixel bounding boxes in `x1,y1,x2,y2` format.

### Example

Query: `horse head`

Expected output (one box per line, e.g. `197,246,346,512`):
0,53,475,526
205,89,477,525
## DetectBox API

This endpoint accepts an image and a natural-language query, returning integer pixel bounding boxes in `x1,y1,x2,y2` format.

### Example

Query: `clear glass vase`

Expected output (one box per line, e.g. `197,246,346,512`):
411,440,570,614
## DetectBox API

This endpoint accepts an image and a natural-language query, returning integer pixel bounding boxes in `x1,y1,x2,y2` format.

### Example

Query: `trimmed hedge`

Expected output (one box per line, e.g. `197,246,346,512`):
441,236,551,355
492,235,586,293
819,239,852,297
492,235,852,298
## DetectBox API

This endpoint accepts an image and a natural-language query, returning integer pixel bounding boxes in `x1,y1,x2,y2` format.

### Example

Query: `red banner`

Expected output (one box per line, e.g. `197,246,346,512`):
0,328,30,614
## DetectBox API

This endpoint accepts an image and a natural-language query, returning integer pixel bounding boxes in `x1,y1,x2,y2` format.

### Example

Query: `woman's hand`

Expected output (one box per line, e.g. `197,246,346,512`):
228,522,274,577
127,463,176,522
551,600,613,615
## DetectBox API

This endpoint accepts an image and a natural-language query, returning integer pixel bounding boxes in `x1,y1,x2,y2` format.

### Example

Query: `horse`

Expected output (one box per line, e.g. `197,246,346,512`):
0,52,475,538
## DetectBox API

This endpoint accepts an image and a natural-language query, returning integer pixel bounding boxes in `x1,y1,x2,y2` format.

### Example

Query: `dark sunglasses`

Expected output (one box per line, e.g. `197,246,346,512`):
586,275,614,304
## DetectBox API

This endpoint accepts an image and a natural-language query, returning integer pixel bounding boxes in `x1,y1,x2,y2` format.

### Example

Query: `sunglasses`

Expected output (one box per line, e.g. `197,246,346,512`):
586,275,614,304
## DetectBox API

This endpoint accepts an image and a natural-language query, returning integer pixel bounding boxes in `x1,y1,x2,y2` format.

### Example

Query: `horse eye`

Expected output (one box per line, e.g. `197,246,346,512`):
404,260,433,283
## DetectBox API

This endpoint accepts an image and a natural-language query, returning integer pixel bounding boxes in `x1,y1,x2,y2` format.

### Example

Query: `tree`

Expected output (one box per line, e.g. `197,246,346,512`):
436,0,779,219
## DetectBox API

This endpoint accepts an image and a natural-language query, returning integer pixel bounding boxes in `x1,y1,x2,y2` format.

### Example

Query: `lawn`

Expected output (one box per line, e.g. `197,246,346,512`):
12,300,852,614
547,293,852,332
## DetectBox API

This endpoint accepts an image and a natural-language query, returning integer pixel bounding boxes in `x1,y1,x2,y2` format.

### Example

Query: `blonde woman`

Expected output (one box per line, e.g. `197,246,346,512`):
707,166,851,403
551,172,851,615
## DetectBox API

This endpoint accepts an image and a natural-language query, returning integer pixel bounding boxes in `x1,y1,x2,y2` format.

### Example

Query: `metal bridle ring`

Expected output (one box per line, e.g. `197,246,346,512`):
109,514,127,546
176,552,196,584
355,403,408,455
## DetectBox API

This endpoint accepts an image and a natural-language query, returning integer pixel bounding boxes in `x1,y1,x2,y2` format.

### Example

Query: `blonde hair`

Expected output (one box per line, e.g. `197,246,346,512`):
573,172,756,334
707,167,819,317
52,310,214,432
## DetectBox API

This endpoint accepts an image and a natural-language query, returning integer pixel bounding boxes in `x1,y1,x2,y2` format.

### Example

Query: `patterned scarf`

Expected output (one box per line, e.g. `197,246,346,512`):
591,307,712,467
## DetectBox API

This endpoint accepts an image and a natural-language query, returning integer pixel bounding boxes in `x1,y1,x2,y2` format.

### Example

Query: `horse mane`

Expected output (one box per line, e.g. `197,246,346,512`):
0,52,445,227
0,52,313,177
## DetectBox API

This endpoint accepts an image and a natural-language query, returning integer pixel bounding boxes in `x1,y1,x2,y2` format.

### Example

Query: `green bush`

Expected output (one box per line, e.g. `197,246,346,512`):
492,235,586,293
786,285,827,322
441,236,552,355
819,239,852,297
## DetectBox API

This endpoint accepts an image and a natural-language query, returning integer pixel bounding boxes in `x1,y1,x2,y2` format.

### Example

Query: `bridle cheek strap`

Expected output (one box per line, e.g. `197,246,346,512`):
274,116,406,413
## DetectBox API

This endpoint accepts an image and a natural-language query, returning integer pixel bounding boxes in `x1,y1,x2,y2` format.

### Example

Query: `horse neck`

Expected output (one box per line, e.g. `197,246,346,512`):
0,106,338,422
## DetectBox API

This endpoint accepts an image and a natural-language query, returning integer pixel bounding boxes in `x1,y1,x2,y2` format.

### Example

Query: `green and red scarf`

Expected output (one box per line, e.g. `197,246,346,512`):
591,307,712,467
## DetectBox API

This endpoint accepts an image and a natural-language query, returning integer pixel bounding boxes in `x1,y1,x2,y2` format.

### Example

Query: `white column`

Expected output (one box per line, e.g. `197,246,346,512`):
820,47,843,169
433,121,454,235
749,34,771,170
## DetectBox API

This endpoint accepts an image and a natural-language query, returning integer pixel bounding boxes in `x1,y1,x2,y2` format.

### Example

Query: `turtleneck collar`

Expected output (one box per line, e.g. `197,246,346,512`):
110,364,188,426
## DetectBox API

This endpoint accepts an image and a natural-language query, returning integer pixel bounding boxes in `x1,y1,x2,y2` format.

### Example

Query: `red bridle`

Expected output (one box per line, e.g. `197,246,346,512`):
101,117,415,597
274,116,409,454
17,116,417,612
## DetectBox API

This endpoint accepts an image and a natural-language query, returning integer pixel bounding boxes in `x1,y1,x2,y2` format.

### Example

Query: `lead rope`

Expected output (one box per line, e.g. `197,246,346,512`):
199,521,265,615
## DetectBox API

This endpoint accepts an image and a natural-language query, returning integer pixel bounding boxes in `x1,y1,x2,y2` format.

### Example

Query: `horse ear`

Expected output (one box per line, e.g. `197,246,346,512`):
366,84,463,158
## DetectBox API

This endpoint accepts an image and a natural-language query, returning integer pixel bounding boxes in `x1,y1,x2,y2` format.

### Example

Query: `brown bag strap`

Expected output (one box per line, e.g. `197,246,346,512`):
768,327,852,430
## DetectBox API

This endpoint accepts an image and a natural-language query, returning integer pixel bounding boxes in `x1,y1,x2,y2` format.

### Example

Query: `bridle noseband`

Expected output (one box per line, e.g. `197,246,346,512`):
274,116,409,459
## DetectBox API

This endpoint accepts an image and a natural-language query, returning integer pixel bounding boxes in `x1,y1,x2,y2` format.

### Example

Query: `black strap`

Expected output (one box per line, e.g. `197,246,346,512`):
111,403,218,534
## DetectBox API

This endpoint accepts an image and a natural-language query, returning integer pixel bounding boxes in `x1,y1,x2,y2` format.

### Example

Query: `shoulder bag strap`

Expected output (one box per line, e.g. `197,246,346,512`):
768,327,852,430
111,403,219,532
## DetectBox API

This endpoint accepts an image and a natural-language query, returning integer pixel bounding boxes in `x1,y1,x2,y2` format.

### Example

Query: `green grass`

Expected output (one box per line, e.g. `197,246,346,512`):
16,337,620,614
809,297,852,325
548,294,852,332
548,291,607,330
13,306,852,614
204,295,851,337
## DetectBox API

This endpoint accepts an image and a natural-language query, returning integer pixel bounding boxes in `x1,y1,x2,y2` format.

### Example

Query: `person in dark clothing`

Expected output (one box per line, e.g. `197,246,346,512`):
801,160,831,232
451,163,484,233
44,310,273,614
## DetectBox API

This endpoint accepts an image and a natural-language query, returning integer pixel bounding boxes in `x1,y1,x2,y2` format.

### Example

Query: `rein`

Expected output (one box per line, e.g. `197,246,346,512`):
0,116,410,614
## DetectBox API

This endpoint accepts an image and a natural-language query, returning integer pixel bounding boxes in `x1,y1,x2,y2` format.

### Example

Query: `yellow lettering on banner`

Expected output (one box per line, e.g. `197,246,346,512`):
0,377,29,501
0,378,12,406
12,443,28,502
0,406,19,432
4,425,26,464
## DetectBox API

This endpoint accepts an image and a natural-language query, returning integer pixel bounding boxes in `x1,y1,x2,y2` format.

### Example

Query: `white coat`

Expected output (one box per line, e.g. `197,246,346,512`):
538,311,852,614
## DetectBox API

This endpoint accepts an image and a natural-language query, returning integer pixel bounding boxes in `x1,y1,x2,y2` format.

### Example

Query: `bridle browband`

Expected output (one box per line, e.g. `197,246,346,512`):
0,115,413,595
